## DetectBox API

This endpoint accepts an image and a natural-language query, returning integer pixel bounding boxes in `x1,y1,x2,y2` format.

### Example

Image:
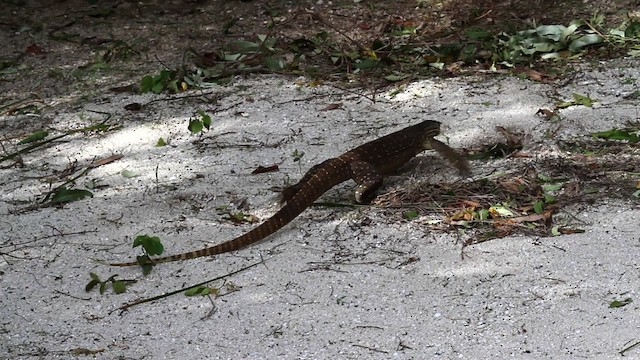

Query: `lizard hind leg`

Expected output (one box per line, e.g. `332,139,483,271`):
280,162,327,204
350,160,384,204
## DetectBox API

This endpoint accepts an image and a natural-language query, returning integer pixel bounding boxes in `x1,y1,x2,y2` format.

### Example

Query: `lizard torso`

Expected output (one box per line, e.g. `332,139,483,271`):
110,120,467,266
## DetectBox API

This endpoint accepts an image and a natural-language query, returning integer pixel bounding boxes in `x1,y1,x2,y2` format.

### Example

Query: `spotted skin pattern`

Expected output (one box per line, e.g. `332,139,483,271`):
110,120,468,266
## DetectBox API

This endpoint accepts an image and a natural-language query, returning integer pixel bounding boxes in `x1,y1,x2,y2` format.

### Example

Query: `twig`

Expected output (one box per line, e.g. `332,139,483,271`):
620,339,640,356
584,20,609,44
0,115,114,164
0,133,68,163
620,341,640,356
114,260,262,312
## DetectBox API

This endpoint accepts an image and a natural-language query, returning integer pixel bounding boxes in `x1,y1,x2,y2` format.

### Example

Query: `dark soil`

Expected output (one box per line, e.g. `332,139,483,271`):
1,0,636,107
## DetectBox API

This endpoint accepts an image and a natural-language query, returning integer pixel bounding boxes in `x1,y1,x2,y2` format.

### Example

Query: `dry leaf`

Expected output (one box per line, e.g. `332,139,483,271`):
319,103,342,111
252,164,279,174
91,154,123,168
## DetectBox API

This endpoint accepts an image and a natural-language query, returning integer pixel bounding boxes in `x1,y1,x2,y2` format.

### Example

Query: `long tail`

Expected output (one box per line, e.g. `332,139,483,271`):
110,207,299,266
110,161,349,266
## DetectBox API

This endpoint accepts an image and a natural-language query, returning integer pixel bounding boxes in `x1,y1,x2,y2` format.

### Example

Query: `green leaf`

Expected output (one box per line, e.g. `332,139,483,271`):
132,235,164,255
89,272,101,281
50,188,93,204
490,205,513,217
151,82,164,94
465,27,492,40
355,57,378,70
584,187,599,194
551,225,561,236
224,53,244,61
590,129,639,142
560,23,579,42
478,208,490,220
167,79,180,93
556,100,575,109
533,200,544,214
197,110,212,130
609,298,633,308
85,280,99,292
384,73,408,82
141,263,153,276
185,286,212,296
429,62,444,70
135,255,154,275
18,130,49,144
99,282,107,294
232,40,259,52
403,210,419,220
625,22,640,38
537,173,553,182
112,280,127,294
568,34,603,52
543,194,556,203
572,93,594,107
188,119,203,133
156,137,167,147
535,24,565,42
264,57,285,71
120,169,139,178
542,183,564,192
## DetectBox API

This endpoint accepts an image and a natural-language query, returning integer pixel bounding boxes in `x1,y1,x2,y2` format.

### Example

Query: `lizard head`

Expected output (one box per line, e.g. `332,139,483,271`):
417,120,441,150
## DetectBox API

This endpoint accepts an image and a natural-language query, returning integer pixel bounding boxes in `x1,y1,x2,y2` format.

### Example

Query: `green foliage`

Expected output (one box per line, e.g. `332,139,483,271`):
496,21,604,63
590,128,639,142
188,110,212,133
132,235,164,256
609,297,633,308
477,208,490,220
18,130,48,144
403,210,419,220
131,235,164,274
184,286,218,297
291,149,305,162
183,34,286,88
533,200,545,214
49,187,93,205
465,27,493,41
135,255,155,275
120,169,139,178
156,137,167,147
85,272,135,294
556,93,595,108
140,69,181,94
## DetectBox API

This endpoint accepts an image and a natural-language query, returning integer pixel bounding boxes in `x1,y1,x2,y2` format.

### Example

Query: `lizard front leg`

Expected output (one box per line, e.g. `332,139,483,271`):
427,138,470,176
350,160,384,204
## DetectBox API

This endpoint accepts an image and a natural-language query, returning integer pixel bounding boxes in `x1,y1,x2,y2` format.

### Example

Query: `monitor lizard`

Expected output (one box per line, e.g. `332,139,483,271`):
110,120,468,266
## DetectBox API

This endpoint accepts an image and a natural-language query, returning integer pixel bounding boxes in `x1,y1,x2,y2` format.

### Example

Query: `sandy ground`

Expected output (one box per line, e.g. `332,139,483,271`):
1,65,640,359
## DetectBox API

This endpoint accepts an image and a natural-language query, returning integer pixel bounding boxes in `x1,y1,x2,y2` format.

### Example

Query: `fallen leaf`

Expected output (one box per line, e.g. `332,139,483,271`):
252,164,279,174
110,84,137,93
25,43,46,55
319,103,342,111
508,210,552,223
90,154,123,168
557,227,585,234
535,108,559,121
124,103,142,111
